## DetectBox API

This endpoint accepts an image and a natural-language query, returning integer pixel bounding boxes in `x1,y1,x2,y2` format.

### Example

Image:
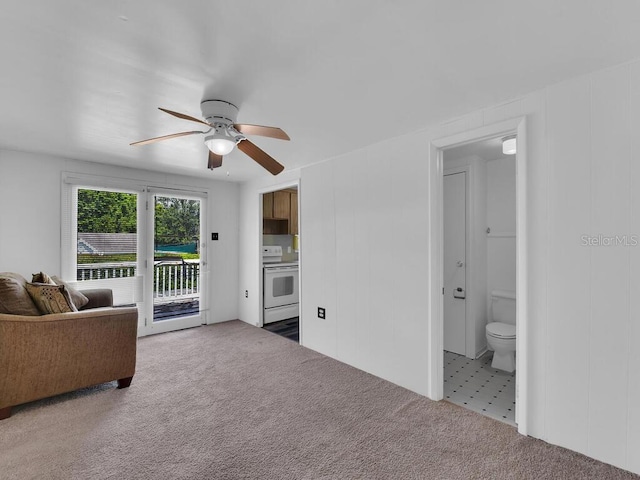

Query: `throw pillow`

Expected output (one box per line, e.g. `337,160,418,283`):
0,272,41,316
25,283,77,314
51,275,89,310
32,271,56,285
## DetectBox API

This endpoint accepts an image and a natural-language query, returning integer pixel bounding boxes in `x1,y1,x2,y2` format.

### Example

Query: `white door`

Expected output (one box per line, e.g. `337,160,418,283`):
143,190,207,335
443,172,466,355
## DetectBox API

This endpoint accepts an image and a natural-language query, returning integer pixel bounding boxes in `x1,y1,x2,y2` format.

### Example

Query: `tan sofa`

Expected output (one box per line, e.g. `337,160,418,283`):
0,273,138,420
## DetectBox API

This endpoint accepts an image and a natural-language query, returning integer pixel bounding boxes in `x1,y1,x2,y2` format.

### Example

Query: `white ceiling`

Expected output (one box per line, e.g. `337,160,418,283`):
444,136,512,164
2,1,640,182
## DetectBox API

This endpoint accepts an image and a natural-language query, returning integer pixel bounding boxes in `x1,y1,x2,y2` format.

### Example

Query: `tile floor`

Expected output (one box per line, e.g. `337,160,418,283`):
444,350,516,426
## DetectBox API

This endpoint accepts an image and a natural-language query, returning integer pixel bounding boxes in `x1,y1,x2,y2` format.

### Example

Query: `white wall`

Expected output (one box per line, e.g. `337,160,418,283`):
486,157,516,318
0,149,240,325
288,58,640,474
300,136,431,393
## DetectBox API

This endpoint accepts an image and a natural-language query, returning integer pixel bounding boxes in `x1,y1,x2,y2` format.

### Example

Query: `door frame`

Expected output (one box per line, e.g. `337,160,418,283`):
141,187,208,336
427,117,529,435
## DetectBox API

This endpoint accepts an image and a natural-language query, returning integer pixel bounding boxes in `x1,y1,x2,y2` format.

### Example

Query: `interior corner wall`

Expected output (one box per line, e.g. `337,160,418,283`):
296,58,640,475
0,149,240,325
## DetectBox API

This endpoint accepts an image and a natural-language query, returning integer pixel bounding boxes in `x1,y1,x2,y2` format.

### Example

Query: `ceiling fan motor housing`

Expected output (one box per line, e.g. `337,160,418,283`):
200,99,239,126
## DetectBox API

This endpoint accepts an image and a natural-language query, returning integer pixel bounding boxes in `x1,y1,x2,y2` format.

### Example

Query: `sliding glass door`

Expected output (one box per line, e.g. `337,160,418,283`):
63,178,207,336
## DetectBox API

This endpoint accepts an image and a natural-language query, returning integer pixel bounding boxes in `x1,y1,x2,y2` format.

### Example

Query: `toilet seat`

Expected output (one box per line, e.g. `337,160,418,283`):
486,322,516,339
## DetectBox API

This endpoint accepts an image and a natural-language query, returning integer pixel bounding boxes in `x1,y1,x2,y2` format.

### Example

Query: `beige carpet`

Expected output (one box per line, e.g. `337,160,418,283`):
0,320,637,480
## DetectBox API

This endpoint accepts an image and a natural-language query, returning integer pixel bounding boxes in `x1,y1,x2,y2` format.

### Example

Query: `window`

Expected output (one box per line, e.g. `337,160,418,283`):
76,188,138,281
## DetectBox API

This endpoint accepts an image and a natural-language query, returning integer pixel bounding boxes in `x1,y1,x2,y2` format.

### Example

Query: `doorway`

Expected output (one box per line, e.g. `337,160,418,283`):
144,190,206,335
427,117,528,434
442,136,517,425
259,183,300,342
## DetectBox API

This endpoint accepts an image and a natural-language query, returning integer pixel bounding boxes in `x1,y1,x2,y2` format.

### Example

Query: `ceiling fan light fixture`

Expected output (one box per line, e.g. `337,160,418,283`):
502,135,517,155
205,133,236,156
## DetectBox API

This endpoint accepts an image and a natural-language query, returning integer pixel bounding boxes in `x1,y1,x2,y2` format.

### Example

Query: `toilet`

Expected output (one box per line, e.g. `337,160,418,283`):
486,290,516,372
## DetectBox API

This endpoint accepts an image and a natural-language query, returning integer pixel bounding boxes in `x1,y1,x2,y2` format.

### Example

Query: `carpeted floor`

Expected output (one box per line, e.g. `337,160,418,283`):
0,321,637,480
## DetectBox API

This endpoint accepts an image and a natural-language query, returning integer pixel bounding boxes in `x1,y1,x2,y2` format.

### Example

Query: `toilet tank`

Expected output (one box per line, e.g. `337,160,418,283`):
491,290,516,325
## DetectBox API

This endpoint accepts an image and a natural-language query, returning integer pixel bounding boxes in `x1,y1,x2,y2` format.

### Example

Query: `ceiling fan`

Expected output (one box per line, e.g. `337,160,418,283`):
130,100,290,175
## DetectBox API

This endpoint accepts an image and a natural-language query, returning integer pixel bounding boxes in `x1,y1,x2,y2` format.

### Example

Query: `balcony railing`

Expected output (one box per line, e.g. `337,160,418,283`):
76,260,200,301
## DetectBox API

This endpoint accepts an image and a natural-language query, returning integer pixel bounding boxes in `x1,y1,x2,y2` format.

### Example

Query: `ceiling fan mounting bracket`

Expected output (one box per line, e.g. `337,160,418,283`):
200,99,239,126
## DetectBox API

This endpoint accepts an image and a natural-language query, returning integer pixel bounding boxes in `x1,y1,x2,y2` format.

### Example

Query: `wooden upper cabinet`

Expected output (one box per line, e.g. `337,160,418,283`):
290,192,298,235
263,192,274,219
273,191,290,219
262,189,298,235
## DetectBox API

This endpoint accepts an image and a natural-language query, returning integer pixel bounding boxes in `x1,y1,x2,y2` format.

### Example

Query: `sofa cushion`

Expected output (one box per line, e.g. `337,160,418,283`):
32,272,56,285
0,272,41,316
25,283,77,314
51,276,89,310
77,288,113,310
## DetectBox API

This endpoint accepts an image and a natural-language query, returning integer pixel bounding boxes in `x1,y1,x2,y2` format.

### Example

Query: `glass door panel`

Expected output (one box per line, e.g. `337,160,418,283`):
149,193,203,332
76,188,138,283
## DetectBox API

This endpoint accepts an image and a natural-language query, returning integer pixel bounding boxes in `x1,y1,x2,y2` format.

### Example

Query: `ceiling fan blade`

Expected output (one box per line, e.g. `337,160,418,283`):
159,108,211,127
208,150,223,170
233,124,290,141
130,130,205,146
237,139,285,175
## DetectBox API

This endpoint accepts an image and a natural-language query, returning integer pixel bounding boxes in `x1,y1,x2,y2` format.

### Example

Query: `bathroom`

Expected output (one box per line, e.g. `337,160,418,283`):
442,135,517,425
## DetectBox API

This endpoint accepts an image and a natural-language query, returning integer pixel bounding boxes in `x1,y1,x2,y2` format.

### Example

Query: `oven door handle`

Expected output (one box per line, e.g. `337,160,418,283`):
265,267,299,274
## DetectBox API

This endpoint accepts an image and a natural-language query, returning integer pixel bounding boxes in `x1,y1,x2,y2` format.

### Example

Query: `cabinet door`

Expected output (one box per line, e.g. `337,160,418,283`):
263,192,274,219
290,192,298,235
273,191,290,219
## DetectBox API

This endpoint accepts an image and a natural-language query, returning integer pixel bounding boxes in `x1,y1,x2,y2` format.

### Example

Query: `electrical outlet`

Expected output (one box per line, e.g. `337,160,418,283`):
318,307,325,319
245,290,248,298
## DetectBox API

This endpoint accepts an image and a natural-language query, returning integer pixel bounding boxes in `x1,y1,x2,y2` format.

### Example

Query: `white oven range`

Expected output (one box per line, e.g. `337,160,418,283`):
262,246,299,324
263,263,299,324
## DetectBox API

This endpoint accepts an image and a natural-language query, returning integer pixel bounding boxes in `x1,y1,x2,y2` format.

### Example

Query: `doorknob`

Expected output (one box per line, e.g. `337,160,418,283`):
454,287,466,299
456,260,464,267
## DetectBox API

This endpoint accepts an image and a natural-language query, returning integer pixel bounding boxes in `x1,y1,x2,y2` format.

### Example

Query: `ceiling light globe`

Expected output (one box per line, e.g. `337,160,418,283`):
502,136,517,155
205,135,236,156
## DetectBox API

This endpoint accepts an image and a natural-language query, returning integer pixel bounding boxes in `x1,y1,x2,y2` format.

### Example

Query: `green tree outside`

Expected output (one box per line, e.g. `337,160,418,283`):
154,197,200,246
78,189,137,233
77,190,200,261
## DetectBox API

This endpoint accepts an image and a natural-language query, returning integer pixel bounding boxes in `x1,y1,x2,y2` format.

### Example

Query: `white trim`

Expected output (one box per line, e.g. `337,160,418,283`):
427,116,529,436
62,172,145,191
62,172,209,196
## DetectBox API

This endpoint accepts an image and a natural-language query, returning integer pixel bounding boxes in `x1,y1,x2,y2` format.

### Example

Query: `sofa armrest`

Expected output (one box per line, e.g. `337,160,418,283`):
79,288,113,309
